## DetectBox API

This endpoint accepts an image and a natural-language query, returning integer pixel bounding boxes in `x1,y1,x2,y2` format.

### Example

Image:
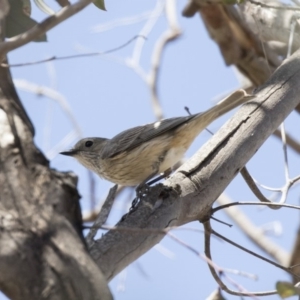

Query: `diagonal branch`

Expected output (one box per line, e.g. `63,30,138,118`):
89,48,300,281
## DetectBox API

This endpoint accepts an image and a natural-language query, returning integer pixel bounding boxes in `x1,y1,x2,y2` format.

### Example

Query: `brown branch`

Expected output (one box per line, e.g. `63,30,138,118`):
289,226,300,283
240,166,273,204
239,166,286,210
203,220,278,297
86,184,118,247
211,227,298,278
82,185,126,223
215,195,290,266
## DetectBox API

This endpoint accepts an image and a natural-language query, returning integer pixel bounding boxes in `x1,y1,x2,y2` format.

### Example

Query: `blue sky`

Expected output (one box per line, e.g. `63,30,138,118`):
4,0,300,299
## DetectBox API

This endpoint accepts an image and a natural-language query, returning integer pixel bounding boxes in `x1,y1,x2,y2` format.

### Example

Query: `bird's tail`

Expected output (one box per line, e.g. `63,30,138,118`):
209,89,255,118
191,89,255,132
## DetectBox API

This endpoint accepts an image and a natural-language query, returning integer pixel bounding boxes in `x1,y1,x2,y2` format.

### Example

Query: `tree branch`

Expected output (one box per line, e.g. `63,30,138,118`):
89,48,300,281
216,194,289,266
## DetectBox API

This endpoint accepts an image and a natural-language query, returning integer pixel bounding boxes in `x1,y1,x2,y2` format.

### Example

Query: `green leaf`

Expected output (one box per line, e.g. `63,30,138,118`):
276,281,300,298
5,0,47,42
93,0,106,11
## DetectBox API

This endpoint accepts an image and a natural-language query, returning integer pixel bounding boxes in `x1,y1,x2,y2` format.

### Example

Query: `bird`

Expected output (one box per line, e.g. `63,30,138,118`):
61,90,254,187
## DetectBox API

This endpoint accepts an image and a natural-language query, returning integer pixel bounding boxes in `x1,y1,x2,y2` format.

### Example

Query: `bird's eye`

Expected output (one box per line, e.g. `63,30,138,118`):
85,141,93,147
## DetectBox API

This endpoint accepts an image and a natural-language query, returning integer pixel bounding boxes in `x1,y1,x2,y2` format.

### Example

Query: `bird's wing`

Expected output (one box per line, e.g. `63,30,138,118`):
101,114,198,159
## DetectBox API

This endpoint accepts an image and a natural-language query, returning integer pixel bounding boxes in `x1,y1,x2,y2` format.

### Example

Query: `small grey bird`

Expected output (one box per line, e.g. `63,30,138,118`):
61,90,254,186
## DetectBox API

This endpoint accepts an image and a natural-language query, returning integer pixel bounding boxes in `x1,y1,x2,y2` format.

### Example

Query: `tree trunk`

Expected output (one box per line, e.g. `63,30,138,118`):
0,61,112,299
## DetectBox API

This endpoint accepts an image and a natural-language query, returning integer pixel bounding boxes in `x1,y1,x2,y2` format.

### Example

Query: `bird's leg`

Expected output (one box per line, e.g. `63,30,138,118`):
128,170,159,213
147,168,173,185
129,168,173,213
136,167,174,197
136,169,159,195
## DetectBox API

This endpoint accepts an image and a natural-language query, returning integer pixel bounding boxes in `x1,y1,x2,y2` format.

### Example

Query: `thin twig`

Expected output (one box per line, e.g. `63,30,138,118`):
92,11,159,33
2,35,145,68
86,184,118,247
240,166,300,206
13,79,82,158
281,122,290,181
287,16,298,57
210,216,232,227
222,268,258,280
167,231,258,282
212,200,300,214
126,0,165,83
126,0,181,120
13,79,82,137
88,170,96,216
215,195,290,266
82,185,126,222
203,221,277,297
211,227,299,279
131,0,165,66
273,129,300,154
240,167,273,204
279,175,300,205
147,0,181,120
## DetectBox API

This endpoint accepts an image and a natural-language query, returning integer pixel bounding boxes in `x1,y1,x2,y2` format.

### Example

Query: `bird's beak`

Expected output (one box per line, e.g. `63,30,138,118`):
60,149,77,156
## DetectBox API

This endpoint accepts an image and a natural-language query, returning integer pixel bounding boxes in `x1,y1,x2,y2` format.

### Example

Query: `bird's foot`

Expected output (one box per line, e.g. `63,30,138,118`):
127,183,150,213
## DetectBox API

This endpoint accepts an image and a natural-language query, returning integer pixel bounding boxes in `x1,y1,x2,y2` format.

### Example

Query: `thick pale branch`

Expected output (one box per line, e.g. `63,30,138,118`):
89,49,300,281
